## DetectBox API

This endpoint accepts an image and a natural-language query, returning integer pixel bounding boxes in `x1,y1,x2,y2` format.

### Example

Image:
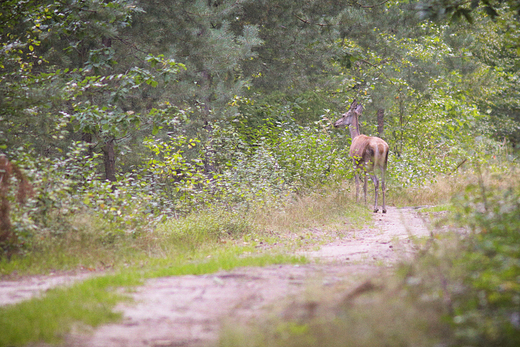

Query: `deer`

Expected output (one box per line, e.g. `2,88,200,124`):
334,100,389,213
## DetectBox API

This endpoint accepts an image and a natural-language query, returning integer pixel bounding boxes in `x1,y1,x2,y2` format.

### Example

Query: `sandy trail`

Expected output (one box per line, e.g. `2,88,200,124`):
68,206,431,347
307,205,431,263
0,206,432,347
0,272,96,307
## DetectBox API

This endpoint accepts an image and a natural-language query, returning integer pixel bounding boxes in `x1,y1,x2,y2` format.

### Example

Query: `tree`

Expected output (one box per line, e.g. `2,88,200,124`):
1,1,185,181
415,0,520,148
416,0,520,23
123,0,263,172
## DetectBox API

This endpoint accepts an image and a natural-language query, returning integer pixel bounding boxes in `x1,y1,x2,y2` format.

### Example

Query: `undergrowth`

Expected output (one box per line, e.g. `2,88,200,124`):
0,187,363,346
218,167,520,347
0,187,364,276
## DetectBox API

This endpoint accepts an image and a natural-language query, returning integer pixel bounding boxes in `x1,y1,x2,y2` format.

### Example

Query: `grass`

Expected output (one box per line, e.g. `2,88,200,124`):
255,187,370,233
3,169,507,346
0,250,307,347
0,273,138,346
389,165,520,208
0,187,364,346
1,187,368,277
218,168,520,347
389,175,467,207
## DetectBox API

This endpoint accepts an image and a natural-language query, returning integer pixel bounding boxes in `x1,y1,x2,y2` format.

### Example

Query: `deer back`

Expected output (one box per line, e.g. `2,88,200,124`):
349,135,389,170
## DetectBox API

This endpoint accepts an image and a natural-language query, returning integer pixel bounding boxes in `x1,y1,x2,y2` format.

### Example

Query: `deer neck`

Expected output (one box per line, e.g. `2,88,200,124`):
349,114,361,139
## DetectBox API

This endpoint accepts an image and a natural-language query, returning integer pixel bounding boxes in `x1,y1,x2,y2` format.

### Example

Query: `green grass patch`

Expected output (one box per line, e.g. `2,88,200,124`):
0,273,141,346
148,251,307,278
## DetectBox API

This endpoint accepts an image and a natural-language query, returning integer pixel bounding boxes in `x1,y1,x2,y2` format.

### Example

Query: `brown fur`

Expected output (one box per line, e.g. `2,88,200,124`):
350,135,388,172
334,101,389,213
0,154,33,249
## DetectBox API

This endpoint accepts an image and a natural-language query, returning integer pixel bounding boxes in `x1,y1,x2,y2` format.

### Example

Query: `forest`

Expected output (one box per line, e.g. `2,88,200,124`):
1,0,520,346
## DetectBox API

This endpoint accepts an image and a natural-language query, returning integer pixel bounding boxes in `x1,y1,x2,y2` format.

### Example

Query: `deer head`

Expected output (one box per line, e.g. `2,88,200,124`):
334,100,363,128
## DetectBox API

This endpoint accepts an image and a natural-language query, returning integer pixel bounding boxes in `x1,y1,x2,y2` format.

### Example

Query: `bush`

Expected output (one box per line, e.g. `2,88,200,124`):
448,171,520,346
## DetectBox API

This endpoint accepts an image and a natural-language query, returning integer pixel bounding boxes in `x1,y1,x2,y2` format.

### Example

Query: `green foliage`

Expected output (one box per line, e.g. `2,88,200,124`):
448,172,520,346
269,123,351,190
69,55,185,135
137,116,352,214
0,0,141,144
1,0,519,264
387,75,487,186
416,0,520,23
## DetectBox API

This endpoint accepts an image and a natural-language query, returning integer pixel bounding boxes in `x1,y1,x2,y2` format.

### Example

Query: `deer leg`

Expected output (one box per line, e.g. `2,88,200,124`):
371,174,379,213
363,173,368,206
354,174,360,203
381,166,387,213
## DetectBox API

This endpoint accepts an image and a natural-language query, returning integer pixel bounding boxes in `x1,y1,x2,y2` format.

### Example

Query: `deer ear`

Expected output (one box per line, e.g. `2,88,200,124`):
355,104,363,115
348,99,357,110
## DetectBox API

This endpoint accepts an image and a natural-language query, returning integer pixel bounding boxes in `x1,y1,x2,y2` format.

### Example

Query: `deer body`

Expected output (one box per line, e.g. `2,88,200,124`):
334,101,389,213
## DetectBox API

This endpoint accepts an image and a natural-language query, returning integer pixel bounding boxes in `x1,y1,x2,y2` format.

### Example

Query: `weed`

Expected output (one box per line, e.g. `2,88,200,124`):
0,186,363,346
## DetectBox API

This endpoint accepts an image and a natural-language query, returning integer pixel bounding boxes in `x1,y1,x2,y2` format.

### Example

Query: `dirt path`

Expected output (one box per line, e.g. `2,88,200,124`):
306,205,431,263
0,271,97,306
0,206,432,347
65,206,432,347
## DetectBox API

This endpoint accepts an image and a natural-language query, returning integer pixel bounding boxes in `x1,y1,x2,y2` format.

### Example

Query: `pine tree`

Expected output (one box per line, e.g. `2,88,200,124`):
128,1,262,120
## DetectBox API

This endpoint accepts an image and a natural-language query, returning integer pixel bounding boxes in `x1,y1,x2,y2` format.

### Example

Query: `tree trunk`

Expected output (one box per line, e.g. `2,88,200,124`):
101,28,116,182
203,120,216,174
398,94,404,156
201,69,216,174
81,132,94,158
377,108,385,139
103,138,117,182
0,155,13,244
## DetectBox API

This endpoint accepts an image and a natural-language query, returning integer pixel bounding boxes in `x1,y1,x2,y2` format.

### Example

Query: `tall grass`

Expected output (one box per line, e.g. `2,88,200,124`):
387,164,517,207
256,187,369,233
1,186,367,277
